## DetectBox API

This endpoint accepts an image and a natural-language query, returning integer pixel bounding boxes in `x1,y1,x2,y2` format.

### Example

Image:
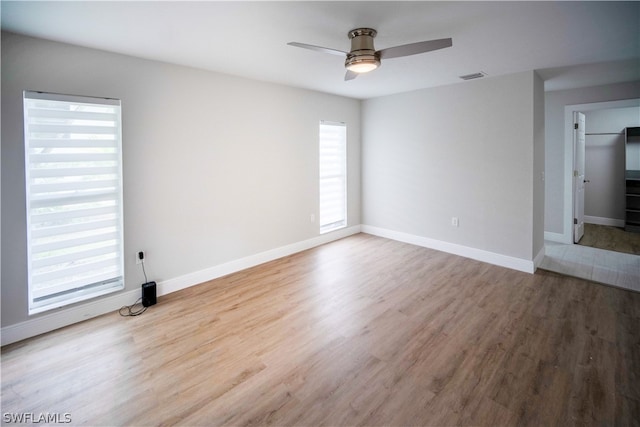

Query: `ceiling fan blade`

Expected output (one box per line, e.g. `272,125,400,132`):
344,70,358,81
377,38,452,60
287,42,347,57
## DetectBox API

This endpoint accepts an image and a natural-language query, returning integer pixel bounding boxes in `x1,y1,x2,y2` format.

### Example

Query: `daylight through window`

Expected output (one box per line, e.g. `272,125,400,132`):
319,121,347,234
23,91,124,314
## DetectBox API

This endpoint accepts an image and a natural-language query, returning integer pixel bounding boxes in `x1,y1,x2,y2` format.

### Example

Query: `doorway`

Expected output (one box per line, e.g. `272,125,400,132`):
559,99,640,246
540,98,640,293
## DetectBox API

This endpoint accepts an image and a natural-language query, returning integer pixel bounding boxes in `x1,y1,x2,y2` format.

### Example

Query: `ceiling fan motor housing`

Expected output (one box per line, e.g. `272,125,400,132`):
345,28,380,70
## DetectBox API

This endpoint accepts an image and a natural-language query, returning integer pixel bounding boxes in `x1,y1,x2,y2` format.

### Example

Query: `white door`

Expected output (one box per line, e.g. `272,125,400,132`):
573,112,586,243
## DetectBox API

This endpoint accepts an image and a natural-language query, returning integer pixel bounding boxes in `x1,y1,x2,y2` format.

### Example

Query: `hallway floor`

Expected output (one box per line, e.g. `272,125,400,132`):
577,224,640,255
541,241,640,293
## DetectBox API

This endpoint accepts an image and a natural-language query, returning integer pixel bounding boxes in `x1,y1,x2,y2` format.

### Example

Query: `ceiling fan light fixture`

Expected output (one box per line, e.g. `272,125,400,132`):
345,55,380,73
288,27,453,81
345,28,380,74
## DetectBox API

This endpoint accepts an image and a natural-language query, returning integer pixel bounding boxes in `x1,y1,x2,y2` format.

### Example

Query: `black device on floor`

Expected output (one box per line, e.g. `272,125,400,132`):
141,281,157,307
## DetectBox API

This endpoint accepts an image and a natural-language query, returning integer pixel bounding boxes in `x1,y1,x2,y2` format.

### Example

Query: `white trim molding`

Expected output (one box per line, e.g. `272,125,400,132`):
0,289,140,347
362,225,537,274
584,215,625,228
1,225,361,346
157,225,361,296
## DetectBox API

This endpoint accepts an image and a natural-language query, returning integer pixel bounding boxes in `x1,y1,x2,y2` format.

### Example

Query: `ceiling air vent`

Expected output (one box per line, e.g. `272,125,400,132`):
459,72,486,81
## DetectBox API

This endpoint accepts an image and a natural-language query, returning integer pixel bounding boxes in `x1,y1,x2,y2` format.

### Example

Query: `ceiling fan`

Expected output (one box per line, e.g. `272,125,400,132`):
288,28,452,81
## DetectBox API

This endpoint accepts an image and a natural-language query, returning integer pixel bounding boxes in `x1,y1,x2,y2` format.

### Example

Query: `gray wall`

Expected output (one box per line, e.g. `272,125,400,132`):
1,32,361,328
362,71,544,261
544,81,640,235
533,72,545,260
584,107,640,222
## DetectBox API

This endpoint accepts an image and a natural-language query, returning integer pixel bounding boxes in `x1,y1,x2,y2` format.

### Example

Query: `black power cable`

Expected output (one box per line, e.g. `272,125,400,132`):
119,297,147,317
119,254,149,317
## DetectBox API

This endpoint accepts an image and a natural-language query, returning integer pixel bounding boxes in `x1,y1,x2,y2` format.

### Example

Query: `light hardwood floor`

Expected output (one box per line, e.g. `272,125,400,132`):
2,234,639,426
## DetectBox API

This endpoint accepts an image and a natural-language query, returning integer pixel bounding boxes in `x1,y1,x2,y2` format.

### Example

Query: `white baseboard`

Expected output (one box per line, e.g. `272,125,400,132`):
0,289,140,347
543,218,625,247
1,225,361,346
584,215,625,228
157,225,361,296
361,225,536,274
533,245,545,271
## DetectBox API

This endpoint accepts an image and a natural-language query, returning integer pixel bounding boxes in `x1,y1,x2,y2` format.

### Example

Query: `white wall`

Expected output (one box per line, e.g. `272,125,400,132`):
544,82,640,237
1,32,361,333
584,107,639,224
362,71,544,266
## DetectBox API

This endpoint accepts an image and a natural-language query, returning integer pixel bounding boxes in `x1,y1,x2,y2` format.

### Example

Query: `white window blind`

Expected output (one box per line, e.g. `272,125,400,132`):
23,91,124,314
319,121,347,234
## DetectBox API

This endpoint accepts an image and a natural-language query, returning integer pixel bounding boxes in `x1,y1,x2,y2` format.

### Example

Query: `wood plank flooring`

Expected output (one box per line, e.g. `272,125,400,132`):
2,233,639,426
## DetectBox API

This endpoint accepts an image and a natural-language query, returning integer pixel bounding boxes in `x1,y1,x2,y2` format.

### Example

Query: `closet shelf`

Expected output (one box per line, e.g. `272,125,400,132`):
625,128,640,232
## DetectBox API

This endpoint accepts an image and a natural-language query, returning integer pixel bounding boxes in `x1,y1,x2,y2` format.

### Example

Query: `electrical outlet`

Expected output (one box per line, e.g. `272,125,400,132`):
136,251,145,264
451,217,459,227
310,214,315,223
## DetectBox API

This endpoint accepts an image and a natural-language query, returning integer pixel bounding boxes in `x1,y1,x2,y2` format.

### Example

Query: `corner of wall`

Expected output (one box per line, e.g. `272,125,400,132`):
362,225,536,274
532,71,546,259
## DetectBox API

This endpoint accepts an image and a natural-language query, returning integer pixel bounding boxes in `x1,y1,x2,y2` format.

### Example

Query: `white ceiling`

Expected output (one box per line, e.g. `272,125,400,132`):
1,1,639,99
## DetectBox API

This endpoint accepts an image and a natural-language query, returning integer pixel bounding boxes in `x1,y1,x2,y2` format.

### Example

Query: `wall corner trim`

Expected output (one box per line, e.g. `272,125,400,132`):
544,231,569,244
361,225,536,274
533,246,546,271
1,225,361,346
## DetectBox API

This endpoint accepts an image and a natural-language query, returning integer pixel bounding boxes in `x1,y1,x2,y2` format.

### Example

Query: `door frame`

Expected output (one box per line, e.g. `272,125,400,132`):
558,99,640,245
573,111,586,243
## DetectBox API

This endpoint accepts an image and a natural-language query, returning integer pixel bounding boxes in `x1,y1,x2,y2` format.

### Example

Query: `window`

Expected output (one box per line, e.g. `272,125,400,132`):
319,121,347,234
23,91,124,314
